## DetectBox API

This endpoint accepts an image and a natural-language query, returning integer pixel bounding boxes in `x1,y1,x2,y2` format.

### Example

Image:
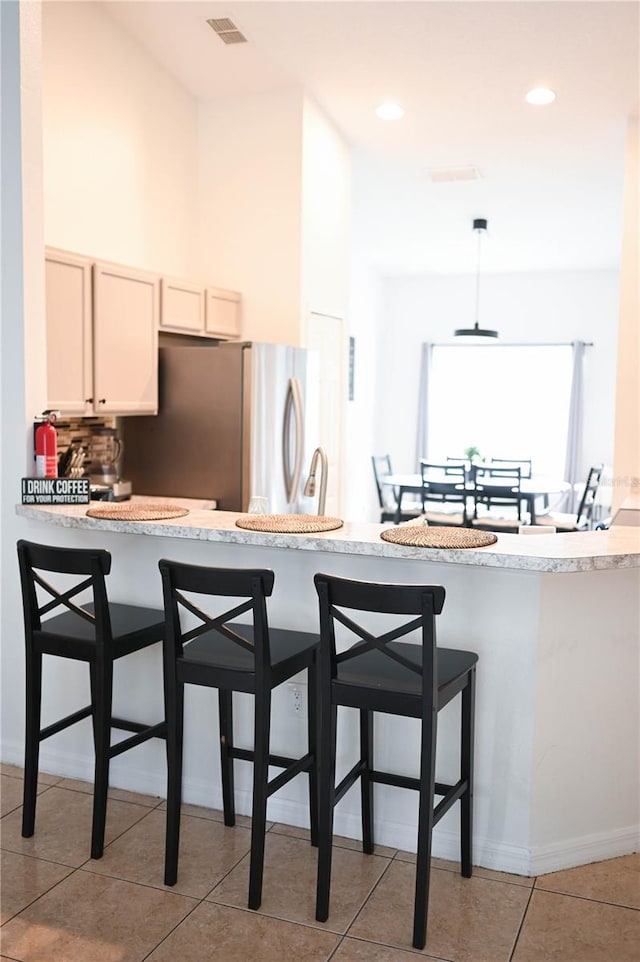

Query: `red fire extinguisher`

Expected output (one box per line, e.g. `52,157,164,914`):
35,411,59,478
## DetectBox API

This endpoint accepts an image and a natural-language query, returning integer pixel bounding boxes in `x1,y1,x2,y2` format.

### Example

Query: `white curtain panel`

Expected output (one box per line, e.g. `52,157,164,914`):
415,342,433,471
563,341,586,513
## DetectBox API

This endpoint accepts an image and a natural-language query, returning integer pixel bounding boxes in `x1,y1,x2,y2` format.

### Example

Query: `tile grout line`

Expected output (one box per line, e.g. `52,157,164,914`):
338,852,430,954
508,881,536,962
0,862,74,929
531,883,640,912
52,783,165,810
1,782,56,822
0,844,79,871
138,883,205,962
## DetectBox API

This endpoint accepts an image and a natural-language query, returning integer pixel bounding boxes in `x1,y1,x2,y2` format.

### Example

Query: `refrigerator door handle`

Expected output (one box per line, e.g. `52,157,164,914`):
282,377,305,504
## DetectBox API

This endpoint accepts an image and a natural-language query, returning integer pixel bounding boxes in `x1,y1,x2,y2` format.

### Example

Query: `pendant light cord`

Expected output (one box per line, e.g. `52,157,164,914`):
474,226,483,326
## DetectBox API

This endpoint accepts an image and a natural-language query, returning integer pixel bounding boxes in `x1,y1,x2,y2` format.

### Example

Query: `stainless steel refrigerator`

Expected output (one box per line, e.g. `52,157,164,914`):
122,342,319,512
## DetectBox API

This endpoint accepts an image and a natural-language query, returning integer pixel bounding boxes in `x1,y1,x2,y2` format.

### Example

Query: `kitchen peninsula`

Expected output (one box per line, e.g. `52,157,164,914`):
13,501,640,880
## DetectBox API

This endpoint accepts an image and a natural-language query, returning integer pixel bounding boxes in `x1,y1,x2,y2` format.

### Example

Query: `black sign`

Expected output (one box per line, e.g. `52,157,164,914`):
22,478,90,505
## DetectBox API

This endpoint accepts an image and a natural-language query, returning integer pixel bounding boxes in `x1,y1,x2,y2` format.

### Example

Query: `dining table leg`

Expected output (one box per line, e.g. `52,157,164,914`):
394,486,407,525
527,494,537,525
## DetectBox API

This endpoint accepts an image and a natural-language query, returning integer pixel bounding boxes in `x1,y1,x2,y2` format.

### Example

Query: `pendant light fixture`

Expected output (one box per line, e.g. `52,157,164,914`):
454,218,499,339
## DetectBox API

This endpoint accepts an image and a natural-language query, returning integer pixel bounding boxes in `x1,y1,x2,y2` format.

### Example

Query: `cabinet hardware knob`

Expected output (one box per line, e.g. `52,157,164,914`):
85,397,94,404
98,398,106,404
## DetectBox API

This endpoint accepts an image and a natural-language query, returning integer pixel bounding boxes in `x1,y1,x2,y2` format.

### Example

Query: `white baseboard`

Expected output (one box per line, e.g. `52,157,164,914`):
528,825,640,875
3,740,637,875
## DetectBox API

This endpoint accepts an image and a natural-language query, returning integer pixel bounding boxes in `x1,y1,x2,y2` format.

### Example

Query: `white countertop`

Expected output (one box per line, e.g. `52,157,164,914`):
15,497,640,573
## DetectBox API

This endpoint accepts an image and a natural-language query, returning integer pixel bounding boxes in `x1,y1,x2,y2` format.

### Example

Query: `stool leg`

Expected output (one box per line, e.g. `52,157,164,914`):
360,709,374,854
460,667,476,878
413,706,437,951
248,685,271,910
22,650,42,838
91,656,113,860
315,702,337,922
307,660,319,847
218,688,235,827
164,677,184,886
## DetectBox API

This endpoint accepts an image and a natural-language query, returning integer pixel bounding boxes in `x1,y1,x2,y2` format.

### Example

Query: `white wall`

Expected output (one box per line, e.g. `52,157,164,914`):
374,270,619,485
613,117,640,509
344,255,382,521
197,89,305,344
1,0,47,774
301,95,351,322
42,0,199,276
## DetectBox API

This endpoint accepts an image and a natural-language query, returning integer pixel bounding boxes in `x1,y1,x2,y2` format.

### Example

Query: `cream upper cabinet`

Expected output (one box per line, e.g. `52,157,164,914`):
160,277,205,334
205,287,241,338
45,250,94,416
45,248,159,416
159,278,241,339
45,246,239,415
93,262,159,415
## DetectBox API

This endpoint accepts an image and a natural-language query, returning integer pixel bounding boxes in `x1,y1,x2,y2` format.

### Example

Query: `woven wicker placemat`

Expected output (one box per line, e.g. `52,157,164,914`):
381,524,497,549
236,513,343,534
86,503,189,522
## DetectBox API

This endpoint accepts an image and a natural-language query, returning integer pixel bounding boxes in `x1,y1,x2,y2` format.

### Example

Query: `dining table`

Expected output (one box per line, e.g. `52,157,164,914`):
381,472,571,526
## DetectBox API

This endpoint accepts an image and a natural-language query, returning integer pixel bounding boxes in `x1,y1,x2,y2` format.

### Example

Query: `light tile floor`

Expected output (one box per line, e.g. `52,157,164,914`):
0,764,638,961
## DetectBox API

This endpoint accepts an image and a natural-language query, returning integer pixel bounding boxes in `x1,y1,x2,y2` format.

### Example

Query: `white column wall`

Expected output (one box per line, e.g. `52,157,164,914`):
530,567,640,872
1,0,47,769
613,117,640,509
197,89,305,345
301,94,351,323
344,255,382,522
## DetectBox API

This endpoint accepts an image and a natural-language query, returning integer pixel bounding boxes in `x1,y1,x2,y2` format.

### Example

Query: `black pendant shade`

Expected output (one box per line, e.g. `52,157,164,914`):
454,322,499,339
455,218,499,340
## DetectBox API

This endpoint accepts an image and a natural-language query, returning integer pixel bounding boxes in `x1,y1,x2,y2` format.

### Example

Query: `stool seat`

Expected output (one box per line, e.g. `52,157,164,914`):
180,624,319,685
17,540,166,862
334,642,477,703
36,602,164,659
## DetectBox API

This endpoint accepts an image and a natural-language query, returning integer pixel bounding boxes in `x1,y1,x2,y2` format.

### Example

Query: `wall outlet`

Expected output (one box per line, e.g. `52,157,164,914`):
287,683,305,718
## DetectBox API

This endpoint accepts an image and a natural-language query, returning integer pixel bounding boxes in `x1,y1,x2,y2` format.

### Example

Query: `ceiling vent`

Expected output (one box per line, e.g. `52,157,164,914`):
206,18,247,44
426,166,482,183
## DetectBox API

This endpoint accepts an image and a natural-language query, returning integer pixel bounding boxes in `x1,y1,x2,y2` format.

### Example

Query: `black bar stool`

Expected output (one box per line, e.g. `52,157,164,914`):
159,559,319,910
17,539,166,859
313,573,478,951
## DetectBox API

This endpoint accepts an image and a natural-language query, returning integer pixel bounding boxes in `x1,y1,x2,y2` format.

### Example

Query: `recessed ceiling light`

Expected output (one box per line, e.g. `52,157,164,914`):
376,102,405,121
525,87,556,106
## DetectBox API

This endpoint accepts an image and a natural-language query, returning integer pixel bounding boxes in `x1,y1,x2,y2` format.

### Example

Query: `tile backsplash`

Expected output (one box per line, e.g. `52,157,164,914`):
54,416,116,454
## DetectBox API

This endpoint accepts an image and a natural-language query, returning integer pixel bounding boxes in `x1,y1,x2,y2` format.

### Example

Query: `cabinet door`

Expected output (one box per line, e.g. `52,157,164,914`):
205,287,241,339
45,249,93,415
93,262,159,415
160,277,205,334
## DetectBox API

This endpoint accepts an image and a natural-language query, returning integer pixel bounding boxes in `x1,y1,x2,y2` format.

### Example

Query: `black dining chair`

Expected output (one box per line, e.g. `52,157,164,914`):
159,559,318,910
489,458,533,479
372,454,422,523
17,540,166,859
313,572,478,950
471,465,525,531
537,464,604,531
420,461,469,526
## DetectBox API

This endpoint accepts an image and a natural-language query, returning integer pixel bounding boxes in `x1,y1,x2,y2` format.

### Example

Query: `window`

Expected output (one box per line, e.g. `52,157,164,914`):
427,345,573,477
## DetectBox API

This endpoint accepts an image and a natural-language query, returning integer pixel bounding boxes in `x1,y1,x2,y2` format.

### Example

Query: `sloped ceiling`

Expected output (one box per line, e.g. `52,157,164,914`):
104,1,639,274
